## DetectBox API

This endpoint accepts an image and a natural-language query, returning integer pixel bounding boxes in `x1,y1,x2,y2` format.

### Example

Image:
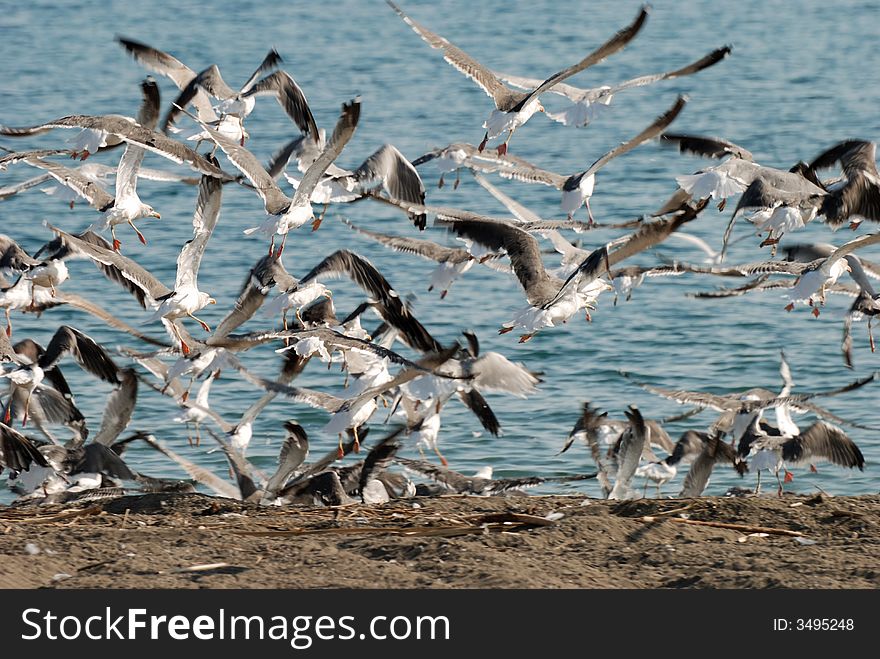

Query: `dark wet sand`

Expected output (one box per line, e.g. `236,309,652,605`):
1,492,877,589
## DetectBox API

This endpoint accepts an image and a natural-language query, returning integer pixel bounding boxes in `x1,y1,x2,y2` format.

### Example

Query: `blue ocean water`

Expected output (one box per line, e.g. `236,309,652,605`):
1,0,878,503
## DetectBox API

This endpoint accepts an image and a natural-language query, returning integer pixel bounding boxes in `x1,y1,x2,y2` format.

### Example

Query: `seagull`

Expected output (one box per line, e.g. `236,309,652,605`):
234,343,461,456
0,154,199,208
210,252,299,340
117,36,255,139
387,1,649,154
158,49,315,140
285,141,427,229
186,97,360,255
0,234,69,307
435,198,704,341
496,45,731,129
731,174,826,253
677,431,736,497
430,218,609,341
341,218,498,299
0,421,49,477
842,283,880,368
0,77,161,161
173,369,216,446
782,242,880,279
263,421,310,501
660,133,826,255
1,326,119,430
487,96,687,222
623,369,880,437
729,233,880,315
396,329,541,463
609,406,647,500
808,140,880,230
44,173,222,355
636,429,707,494
297,249,444,354
411,141,544,189
737,420,864,495
395,456,594,495
90,367,138,448
0,114,233,179
0,152,160,251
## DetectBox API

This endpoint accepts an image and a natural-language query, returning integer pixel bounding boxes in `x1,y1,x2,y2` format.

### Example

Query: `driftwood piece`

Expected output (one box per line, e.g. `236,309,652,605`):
640,515,804,537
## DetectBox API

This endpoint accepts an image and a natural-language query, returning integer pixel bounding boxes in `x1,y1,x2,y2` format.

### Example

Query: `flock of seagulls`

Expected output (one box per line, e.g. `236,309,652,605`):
0,2,877,506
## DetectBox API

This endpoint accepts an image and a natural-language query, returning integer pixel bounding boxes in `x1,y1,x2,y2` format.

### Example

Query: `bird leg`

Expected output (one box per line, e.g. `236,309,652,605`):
478,132,489,153
496,128,515,157
172,323,190,356
585,198,596,226
195,422,202,447
337,434,345,460
498,326,514,334
518,333,535,343
776,470,783,497
128,220,148,246
437,173,445,189
453,170,461,190
440,289,448,300
353,425,360,453
311,204,328,232
754,471,762,495
274,233,287,259
785,302,795,312
760,231,782,257
268,235,276,257
869,318,876,352
281,310,292,347
111,226,122,252
188,312,211,333
717,198,727,212
783,468,794,483
433,444,449,467
2,402,11,425
21,391,32,427
810,464,818,474
5,308,11,337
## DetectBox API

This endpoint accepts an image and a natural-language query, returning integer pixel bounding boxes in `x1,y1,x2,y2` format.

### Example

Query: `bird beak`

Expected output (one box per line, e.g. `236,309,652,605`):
209,298,217,304
538,103,545,113
150,211,161,219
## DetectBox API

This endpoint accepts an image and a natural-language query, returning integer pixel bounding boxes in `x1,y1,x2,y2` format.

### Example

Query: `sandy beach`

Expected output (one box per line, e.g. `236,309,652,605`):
1,492,877,589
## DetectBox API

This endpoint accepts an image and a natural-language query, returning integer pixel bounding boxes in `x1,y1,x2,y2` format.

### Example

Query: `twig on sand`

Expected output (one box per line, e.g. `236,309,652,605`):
0,505,103,524
229,512,555,539
640,516,804,537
